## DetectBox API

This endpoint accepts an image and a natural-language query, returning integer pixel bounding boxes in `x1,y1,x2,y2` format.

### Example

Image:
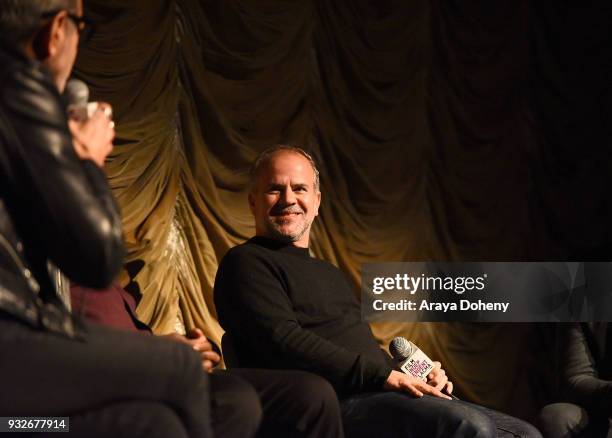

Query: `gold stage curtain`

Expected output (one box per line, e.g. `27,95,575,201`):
74,0,612,419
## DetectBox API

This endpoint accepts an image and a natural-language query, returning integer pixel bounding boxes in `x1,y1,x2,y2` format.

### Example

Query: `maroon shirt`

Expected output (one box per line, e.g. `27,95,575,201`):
70,283,151,333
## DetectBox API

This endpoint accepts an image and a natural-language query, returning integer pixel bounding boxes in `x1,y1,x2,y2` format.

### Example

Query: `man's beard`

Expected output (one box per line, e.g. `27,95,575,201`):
265,216,312,244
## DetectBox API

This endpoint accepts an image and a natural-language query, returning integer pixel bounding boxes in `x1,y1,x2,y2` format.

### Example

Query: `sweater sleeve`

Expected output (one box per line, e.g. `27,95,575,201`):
214,248,392,395
561,323,612,417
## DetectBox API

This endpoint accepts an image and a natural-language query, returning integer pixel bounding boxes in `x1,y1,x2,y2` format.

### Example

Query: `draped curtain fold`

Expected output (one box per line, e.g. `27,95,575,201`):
74,0,612,418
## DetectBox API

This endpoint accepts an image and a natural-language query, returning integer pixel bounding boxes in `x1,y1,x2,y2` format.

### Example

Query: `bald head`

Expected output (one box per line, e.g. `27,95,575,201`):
248,147,321,247
250,145,320,193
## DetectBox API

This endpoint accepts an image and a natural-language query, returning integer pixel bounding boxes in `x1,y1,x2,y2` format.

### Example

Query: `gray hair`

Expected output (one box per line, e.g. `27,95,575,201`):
250,145,320,192
0,0,75,48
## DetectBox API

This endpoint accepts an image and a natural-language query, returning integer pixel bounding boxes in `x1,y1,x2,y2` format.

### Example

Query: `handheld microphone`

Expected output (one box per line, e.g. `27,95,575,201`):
64,79,103,121
390,336,459,399
389,336,435,381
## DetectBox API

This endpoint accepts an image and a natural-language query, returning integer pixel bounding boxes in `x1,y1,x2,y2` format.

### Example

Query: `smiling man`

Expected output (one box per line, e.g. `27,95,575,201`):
214,145,543,438
248,147,321,247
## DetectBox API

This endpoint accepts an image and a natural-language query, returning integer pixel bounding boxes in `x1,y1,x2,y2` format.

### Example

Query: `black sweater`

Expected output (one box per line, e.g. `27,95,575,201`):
214,236,393,397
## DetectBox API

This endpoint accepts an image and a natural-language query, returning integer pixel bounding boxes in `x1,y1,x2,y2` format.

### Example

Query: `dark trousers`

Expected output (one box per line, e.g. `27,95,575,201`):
341,392,542,438
214,368,345,438
538,403,612,438
0,318,211,438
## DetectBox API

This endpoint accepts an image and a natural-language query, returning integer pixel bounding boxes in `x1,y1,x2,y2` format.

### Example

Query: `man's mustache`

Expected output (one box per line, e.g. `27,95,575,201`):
270,206,303,216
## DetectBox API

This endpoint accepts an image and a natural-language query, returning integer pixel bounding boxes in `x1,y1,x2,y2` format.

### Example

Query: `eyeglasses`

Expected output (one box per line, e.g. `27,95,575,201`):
41,10,95,44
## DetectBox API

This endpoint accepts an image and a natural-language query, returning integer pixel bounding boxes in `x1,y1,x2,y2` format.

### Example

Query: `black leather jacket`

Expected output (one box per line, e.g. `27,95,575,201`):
0,46,124,337
558,323,612,417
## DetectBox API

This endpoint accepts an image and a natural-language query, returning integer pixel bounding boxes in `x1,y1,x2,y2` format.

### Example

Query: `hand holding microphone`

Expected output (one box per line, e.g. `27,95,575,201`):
384,370,452,400
64,79,115,167
427,361,453,395
388,336,456,399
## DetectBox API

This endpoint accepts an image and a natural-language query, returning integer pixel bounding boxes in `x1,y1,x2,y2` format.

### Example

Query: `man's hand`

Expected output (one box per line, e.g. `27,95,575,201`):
162,328,221,372
427,361,454,395
384,370,452,400
68,102,115,167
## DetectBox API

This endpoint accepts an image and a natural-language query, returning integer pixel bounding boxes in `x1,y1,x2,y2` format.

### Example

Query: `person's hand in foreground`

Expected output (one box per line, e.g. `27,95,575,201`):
163,328,221,372
427,361,453,395
384,370,452,400
68,102,115,167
